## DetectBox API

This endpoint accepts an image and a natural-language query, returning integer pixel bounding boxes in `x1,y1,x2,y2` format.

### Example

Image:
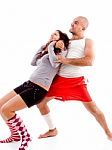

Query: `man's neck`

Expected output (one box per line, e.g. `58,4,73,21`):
70,34,84,40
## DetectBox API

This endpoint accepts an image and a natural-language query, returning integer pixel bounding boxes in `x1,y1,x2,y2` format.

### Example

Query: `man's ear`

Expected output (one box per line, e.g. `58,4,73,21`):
82,27,85,30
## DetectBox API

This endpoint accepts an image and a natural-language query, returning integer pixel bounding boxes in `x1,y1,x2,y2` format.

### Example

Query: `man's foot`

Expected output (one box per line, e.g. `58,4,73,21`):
107,132,112,141
38,128,58,139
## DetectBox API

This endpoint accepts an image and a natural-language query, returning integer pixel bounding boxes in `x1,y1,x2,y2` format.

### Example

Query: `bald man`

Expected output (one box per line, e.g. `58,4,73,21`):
37,16,112,140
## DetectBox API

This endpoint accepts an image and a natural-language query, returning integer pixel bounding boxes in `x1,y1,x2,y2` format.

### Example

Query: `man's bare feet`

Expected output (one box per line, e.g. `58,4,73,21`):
38,128,58,139
107,132,112,141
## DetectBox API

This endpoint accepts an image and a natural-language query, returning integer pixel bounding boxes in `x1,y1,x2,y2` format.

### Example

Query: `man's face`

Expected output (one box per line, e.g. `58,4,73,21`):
69,17,84,35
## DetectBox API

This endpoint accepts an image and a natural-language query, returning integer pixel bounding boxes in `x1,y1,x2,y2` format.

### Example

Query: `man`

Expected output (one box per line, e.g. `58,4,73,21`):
37,16,112,140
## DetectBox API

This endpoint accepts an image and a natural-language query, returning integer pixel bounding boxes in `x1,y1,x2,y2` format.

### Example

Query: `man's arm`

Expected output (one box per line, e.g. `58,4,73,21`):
56,38,95,66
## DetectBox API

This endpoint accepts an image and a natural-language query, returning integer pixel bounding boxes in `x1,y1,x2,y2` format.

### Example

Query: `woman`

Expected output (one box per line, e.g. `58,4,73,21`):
0,30,69,150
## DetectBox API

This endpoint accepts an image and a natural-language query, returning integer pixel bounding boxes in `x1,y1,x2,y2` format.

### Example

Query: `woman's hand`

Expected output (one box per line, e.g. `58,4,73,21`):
55,40,64,50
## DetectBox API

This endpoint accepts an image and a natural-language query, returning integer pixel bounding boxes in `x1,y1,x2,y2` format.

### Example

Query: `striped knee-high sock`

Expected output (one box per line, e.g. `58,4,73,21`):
0,114,31,150
14,115,32,150
0,115,21,143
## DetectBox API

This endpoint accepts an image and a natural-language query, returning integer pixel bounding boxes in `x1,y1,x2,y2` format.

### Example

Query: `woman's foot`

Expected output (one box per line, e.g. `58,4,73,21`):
19,135,32,150
0,135,21,143
38,128,58,139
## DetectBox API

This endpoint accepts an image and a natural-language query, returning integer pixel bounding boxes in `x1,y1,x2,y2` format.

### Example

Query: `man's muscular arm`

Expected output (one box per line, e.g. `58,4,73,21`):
56,39,95,66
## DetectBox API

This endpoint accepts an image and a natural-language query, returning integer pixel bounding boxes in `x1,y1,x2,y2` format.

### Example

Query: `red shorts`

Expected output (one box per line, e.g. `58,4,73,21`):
47,75,92,102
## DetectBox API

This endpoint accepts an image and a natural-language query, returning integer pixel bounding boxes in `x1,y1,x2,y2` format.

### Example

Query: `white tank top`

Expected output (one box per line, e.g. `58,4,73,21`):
58,38,86,77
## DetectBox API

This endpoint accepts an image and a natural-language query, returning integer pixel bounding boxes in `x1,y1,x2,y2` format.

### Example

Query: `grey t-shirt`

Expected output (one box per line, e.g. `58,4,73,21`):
29,42,67,89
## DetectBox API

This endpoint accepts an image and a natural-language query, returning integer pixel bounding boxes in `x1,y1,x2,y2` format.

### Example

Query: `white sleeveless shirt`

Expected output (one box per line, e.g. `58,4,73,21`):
58,38,86,77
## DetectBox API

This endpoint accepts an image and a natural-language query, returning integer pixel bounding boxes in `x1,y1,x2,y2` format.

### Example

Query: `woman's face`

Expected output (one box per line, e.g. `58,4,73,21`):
49,31,60,42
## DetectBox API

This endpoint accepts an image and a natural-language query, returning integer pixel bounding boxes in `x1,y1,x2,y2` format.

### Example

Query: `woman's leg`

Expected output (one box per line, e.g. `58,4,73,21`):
0,90,21,142
0,95,31,150
1,94,27,120
37,97,58,138
0,90,17,109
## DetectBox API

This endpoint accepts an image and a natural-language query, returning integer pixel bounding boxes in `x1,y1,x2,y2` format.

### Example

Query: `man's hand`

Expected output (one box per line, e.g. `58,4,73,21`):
55,55,69,64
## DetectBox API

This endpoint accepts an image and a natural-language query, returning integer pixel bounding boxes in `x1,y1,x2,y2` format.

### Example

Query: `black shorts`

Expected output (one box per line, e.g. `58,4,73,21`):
14,80,48,108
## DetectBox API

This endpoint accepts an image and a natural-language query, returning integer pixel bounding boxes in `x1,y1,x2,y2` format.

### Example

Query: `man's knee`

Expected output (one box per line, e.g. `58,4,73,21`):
83,101,102,115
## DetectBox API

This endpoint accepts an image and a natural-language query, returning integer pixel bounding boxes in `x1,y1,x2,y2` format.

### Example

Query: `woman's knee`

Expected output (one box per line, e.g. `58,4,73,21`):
0,91,16,108
37,97,53,108
0,98,6,110
37,101,50,115
0,104,10,116
37,102,47,110
0,102,4,110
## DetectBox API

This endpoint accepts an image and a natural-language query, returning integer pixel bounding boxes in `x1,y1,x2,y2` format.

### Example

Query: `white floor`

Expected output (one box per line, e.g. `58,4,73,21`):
0,100,112,150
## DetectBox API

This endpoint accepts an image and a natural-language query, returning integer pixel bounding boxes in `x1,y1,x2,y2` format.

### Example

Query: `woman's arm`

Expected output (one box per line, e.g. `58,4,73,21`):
31,46,44,66
48,42,67,68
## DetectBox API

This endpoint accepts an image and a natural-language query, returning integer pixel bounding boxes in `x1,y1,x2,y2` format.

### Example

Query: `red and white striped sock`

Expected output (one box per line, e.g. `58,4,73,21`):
0,114,31,150
8,114,31,150
15,116,32,150
0,115,21,143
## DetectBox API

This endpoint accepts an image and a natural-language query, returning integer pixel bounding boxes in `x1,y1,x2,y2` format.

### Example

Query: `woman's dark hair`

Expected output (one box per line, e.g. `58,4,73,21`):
54,30,69,54
38,30,69,57
56,30,69,49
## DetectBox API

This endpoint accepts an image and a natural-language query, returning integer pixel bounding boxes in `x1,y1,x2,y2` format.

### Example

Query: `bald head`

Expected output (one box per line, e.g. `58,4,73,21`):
76,16,89,30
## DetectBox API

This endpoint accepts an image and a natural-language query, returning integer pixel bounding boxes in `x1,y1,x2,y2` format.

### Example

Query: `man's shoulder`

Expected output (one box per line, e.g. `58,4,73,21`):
85,38,93,42
85,38,94,45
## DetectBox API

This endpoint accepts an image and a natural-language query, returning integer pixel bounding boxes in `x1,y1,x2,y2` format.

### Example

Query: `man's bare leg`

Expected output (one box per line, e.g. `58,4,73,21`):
37,97,58,138
83,101,112,140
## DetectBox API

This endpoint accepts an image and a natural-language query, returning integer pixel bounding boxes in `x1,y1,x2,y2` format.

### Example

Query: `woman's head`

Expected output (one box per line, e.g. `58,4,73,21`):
40,30,69,57
50,30,60,41
50,30,69,49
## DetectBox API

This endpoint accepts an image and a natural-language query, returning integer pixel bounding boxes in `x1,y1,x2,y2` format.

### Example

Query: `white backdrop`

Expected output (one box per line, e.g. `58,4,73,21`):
0,0,112,150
